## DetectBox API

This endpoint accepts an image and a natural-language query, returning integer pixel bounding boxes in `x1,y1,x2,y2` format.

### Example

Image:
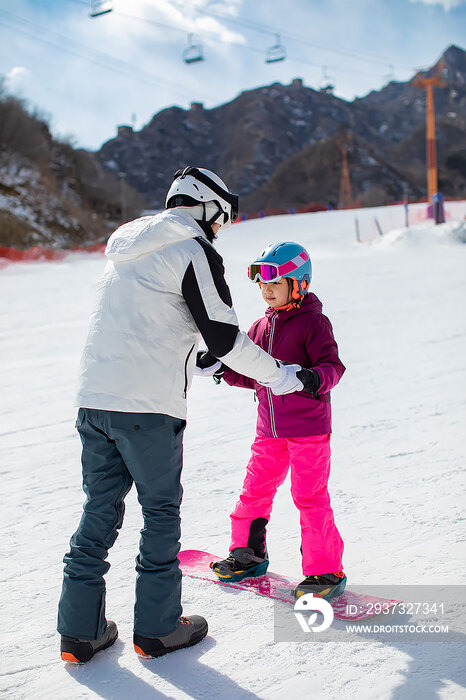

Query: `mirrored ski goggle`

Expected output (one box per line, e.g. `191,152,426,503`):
248,251,310,283
248,263,282,283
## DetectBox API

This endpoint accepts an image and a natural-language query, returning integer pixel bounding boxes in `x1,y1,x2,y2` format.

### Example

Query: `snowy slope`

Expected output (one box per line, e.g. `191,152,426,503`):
0,204,465,699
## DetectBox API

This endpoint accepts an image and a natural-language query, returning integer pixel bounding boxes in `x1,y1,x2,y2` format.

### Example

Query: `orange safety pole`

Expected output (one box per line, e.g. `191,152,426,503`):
426,81,437,200
413,73,445,201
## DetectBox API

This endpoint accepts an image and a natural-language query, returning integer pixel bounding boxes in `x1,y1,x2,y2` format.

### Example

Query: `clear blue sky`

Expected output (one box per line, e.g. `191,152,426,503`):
0,0,465,150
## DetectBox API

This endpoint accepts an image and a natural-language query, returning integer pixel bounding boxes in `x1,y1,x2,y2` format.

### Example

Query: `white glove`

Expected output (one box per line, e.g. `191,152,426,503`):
194,360,222,377
259,363,304,395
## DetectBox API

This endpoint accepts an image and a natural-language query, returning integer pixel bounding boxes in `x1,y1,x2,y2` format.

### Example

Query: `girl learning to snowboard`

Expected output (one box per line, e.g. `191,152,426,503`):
199,241,346,600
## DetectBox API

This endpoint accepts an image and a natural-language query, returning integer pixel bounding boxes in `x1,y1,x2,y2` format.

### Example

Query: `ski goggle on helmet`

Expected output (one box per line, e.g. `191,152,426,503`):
166,166,239,228
248,242,312,298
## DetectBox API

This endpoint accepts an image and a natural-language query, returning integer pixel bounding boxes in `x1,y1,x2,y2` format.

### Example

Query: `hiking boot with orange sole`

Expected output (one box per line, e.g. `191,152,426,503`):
60,621,118,663
134,615,208,658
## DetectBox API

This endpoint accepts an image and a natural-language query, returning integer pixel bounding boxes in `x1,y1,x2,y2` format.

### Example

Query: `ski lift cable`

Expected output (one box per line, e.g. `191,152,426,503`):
76,1,395,80
0,10,161,84
64,0,401,79
0,14,409,117
168,0,412,71
0,8,140,77
68,0,198,39
0,17,155,88
0,10,210,100
66,0,269,60
0,7,212,94
5,1,410,92
65,0,413,77
99,5,412,79
0,7,412,130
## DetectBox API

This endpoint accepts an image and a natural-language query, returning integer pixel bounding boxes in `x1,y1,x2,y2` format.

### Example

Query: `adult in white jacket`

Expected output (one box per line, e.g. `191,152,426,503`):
57,167,304,663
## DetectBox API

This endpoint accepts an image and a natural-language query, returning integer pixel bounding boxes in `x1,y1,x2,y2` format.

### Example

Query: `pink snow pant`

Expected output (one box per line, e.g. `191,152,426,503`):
230,434,344,575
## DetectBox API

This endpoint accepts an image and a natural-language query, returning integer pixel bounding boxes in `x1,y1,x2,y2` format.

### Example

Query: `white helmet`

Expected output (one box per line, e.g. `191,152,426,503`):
165,166,239,230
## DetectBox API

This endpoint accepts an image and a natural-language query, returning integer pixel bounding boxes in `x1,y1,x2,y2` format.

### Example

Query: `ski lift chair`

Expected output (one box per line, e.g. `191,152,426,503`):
265,34,286,64
183,34,205,64
89,0,112,17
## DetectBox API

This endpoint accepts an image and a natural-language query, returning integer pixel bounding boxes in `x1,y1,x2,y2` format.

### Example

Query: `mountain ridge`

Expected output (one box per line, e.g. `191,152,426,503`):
98,44,466,212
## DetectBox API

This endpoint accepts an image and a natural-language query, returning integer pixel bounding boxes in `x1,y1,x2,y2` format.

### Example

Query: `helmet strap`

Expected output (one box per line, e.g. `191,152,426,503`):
196,218,216,242
291,278,301,300
291,278,309,301
285,278,305,308
195,201,224,242
207,200,226,227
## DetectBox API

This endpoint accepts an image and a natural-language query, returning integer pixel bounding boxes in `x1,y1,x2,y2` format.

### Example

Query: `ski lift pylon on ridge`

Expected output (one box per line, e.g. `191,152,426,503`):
319,65,335,94
89,0,113,18
265,34,286,64
183,34,205,64
384,64,395,85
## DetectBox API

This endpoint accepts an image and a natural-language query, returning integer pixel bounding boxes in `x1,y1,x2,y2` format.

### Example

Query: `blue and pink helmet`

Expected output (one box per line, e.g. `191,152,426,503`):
248,241,312,300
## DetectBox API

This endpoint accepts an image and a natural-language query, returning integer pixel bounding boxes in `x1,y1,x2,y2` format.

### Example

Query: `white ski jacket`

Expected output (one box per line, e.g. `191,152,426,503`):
76,209,281,418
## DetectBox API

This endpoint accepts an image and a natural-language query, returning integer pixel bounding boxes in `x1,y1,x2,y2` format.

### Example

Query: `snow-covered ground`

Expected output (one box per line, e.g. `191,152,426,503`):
1,204,465,699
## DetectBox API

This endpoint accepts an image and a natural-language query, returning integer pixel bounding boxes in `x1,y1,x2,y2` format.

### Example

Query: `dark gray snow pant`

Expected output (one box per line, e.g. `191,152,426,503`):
57,408,186,640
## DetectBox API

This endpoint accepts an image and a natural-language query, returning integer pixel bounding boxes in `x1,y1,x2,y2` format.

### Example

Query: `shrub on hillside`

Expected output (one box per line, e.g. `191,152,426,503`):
0,78,143,246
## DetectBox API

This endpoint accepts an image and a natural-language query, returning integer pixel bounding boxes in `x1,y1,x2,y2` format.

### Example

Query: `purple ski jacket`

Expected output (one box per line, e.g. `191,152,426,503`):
222,293,345,438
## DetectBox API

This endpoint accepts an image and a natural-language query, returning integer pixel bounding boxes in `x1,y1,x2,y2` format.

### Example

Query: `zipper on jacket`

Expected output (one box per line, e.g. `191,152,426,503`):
184,344,195,397
267,314,278,438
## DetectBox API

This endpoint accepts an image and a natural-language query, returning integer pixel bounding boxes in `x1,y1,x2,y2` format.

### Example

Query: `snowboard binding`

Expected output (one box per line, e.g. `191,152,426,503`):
210,547,269,583
294,571,347,601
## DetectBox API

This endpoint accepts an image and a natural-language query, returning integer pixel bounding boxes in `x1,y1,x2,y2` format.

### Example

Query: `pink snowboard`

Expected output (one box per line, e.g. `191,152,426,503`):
178,550,401,621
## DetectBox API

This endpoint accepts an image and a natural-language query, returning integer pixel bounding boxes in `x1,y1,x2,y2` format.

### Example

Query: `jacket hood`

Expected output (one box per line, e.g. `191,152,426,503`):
265,292,323,318
105,209,205,262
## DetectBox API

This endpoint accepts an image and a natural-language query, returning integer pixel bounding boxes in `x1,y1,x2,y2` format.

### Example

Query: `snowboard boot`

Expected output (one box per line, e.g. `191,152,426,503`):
210,547,269,582
60,621,118,663
134,615,208,658
294,571,347,601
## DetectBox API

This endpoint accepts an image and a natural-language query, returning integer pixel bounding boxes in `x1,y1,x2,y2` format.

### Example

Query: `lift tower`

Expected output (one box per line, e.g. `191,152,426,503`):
338,134,353,209
413,67,446,202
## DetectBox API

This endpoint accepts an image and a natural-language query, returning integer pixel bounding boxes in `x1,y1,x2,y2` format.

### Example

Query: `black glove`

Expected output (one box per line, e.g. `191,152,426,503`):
195,350,226,383
196,350,219,370
296,368,321,397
